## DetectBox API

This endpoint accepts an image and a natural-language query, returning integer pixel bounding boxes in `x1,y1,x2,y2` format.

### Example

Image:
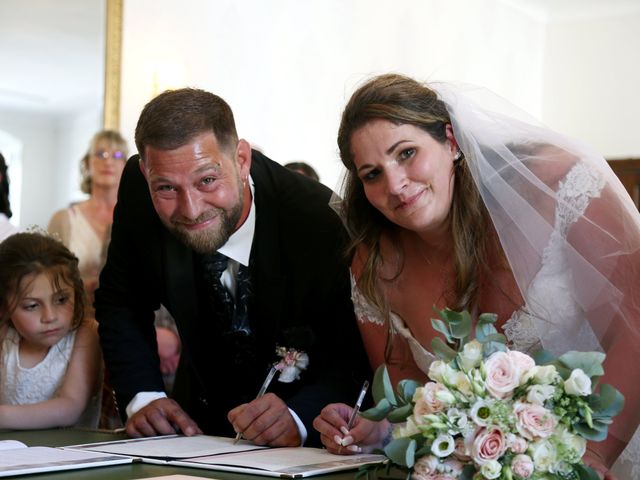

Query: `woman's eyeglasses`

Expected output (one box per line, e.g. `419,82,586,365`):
93,149,125,160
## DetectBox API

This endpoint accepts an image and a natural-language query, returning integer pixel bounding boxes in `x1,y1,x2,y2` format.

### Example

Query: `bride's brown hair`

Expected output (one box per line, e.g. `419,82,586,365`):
338,74,493,319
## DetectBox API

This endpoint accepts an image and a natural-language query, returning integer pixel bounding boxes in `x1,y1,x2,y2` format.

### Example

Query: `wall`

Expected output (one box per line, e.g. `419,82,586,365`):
0,108,100,229
542,7,640,158
119,0,546,190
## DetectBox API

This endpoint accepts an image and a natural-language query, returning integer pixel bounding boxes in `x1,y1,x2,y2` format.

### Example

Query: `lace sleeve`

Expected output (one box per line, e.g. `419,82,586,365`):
350,271,385,326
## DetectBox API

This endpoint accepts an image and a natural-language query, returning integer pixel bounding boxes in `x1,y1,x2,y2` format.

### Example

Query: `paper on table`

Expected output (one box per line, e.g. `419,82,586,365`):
0,445,132,477
181,447,379,471
70,434,267,459
0,440,27,451
133,476,216,480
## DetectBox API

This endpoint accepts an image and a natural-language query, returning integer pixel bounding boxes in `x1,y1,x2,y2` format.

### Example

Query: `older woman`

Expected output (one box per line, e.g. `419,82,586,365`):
313,74,640,479
48,130,128,299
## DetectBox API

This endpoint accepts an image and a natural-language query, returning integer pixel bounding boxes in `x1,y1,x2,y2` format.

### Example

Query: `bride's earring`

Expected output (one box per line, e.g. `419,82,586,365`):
454,150,463,161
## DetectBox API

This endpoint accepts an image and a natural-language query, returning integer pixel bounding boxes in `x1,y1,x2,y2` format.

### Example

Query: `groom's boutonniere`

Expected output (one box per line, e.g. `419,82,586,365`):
274,346,309,383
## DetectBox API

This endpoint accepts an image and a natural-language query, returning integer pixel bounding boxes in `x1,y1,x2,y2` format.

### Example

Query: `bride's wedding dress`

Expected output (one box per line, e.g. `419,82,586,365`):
351,161,639,479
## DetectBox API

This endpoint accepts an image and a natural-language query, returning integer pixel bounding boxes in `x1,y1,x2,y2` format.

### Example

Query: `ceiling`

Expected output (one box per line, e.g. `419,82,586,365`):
0,0,104,115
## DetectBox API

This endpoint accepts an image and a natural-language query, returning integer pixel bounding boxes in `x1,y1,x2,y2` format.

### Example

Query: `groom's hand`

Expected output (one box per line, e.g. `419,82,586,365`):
126,398,202,438
228,393,301,447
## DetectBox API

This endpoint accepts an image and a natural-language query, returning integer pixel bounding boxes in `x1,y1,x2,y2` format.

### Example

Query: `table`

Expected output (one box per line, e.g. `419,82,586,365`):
0,429,365,479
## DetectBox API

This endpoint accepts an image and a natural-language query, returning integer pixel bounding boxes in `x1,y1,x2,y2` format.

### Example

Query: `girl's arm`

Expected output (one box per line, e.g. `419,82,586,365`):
0,320,102,429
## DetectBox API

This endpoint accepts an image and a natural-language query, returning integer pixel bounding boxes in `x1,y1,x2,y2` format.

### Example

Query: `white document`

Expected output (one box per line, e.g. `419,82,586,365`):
70,434,266,458
73,435,386,478
0,441,132,477
166,446,386,478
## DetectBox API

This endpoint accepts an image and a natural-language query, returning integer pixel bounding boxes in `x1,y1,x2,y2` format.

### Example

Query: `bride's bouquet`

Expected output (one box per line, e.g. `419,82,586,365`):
359,309,623,480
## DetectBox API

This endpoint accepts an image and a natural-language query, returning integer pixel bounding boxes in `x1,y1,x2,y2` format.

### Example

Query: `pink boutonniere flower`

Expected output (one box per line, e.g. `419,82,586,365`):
274,346,309,383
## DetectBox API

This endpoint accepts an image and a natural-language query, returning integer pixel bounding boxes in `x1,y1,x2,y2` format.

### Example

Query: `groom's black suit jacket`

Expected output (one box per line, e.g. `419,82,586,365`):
95,151,370,445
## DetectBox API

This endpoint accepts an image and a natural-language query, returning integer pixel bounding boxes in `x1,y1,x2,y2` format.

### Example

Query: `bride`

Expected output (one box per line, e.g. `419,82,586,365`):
313,74,640,479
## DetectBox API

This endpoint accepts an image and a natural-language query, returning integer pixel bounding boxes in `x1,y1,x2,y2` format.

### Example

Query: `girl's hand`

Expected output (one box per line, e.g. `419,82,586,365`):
313,403,391,455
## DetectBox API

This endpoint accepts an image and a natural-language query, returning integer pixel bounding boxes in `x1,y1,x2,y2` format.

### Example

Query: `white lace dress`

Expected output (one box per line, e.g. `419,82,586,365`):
351,162,638,479
0,327,101,428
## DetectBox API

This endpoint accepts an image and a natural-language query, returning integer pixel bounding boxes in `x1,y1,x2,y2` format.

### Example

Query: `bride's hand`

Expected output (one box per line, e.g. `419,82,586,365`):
313,403,391,455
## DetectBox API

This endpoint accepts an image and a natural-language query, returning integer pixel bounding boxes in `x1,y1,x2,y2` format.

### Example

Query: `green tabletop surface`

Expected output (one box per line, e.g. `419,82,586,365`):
0,429,365,480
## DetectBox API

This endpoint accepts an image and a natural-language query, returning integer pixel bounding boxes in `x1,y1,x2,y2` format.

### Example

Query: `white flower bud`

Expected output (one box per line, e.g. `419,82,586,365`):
563,369,592,396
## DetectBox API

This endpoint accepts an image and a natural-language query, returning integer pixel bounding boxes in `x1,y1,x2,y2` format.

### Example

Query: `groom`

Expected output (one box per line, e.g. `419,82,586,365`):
95,88,369,447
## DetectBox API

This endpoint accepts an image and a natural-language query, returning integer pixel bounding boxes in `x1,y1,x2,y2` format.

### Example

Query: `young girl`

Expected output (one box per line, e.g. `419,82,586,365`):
0,231,102,429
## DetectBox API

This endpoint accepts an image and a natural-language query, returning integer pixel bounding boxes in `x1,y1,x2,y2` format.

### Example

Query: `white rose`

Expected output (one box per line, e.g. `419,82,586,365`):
480,460,502,479
458,339,483,370
526,384,556,405
428,360,450,383
448,370,473,396
558,428,587,462
531,439,557,473
435,388,456,405
431,434,456,458
524,365,559,385
393,416,420,439
564,369,592,396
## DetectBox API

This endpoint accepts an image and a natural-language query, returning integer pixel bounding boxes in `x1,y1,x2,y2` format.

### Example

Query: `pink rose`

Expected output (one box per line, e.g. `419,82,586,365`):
514,402,557,440
414,383,449,420
412,455,438,480
441,458,464,477
506,433,528,454
508,350,535,384
471,427,507,465
484,351,520,399
511,454,534,478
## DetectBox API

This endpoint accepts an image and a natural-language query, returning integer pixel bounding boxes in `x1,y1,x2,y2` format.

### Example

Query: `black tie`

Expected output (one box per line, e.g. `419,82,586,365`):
206,252,234,322
203,252,251,334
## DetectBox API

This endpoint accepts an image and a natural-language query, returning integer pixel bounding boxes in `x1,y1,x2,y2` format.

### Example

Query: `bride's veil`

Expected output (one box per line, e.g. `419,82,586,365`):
433,82,640,474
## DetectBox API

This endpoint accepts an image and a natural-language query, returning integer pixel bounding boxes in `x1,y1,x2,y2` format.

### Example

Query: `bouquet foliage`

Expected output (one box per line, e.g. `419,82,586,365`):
359,309,623,480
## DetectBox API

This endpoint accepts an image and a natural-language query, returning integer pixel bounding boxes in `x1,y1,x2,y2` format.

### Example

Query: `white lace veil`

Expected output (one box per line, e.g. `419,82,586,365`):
430,83,640,451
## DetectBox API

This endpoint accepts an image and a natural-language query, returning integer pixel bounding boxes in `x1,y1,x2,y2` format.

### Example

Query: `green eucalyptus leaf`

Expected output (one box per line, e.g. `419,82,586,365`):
388,403,414,423
397,379,420,403
482,340,508,357
372,365,397,406
589,383,625,418
415,445,432,458
384,437,416,468
476,313,498,341
575,463,601,480
558,351,606,378
533,349,557,365
459,465,476,480
573,421,608,441
478,333,507,345
431,318,453,343
360,398,393,421
432,337,457,362
446,309,472,340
